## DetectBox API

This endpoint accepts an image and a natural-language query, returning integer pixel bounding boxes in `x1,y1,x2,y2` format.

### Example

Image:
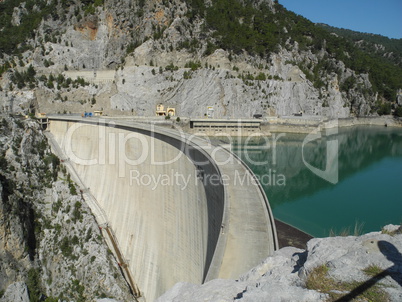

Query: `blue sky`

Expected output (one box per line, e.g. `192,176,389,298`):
279,0,402,39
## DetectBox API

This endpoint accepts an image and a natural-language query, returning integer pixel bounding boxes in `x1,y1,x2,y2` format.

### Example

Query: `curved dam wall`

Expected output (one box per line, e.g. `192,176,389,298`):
48,120,224,301
47,117,278,301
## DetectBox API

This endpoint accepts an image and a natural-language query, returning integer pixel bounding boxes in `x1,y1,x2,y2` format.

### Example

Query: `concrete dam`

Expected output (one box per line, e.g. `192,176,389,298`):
46,117,278,301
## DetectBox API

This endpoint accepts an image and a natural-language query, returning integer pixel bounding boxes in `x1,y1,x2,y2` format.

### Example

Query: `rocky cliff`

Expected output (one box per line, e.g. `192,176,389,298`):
0,0,401,118
157,225,402,302
0,115,133,301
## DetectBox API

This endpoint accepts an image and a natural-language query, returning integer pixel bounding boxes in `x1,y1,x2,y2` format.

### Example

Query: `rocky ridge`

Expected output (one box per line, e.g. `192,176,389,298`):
157,225,402,302
1,0,399,118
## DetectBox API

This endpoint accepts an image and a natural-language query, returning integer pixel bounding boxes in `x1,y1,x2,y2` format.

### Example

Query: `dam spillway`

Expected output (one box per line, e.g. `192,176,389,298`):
47,117,278,301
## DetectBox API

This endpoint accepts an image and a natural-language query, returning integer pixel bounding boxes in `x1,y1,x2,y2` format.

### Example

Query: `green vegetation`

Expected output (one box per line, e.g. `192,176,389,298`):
0,0,56,55
126,40,142,54
363,265,384,277
66,173,78,195
10,65,36,89
204,0,280,55
255,72,267,81
27,268,41,302
184,60,201,71
165,63,179,72
38,73,89,90
44,153,60,181
11,115,25,127
71,279,86,302
0,0,104,56
329,221,365,237
394,106,402,117
52,199,63,213
317,23,402,68
306,264,389,301
43,59,55,67
0,61,12,77
177,38,200,53
24,238,59,302
1,0,400,108
69,182,77,195
377,102,391,115
183,70,191,79
72,201,83,223
340,76,357,93
152,24,166,40
184,0,401,102
60,236,73,258
0,155,7,171
0,118,105,301
26,268,58,302
85,228,92,241
204,41,218,56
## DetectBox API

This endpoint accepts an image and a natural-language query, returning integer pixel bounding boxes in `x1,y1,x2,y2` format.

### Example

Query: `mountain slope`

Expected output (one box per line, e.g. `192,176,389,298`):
317,23,402,68
0,0,401,118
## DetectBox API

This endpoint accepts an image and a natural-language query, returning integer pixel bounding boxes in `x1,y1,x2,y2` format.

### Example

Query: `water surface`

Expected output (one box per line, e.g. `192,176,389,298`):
233,126,402,237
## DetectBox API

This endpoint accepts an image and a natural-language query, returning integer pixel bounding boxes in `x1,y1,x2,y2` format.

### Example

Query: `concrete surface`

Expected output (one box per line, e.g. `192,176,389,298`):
47,116,278,301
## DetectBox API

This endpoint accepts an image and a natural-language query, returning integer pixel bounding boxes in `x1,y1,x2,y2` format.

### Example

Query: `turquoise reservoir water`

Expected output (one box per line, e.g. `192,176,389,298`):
233,126,402,237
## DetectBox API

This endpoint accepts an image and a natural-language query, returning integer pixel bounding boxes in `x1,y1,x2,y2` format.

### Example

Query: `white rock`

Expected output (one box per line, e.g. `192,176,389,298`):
383,224,401,233
159,229,402,302
0,282,29,302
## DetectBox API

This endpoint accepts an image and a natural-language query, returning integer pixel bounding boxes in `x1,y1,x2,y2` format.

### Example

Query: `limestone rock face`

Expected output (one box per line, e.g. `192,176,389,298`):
0,116,133,301
11,4,28,27
0,90,36,115
54,44,356,118
158,228,402,301
0,0,383,118
0,282,29,302
397,89,402,106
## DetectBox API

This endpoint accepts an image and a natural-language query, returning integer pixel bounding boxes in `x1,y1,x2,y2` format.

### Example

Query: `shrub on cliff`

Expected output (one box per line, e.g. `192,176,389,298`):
377,103,391,115
394,105,402,117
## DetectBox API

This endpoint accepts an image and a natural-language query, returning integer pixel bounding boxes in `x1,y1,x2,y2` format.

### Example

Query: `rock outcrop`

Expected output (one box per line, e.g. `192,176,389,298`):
158,225,402,301
0,0,392,118
0,282,29,302
0,116,133,301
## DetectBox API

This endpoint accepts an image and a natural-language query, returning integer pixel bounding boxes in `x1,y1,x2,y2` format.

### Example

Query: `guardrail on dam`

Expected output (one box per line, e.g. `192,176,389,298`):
46,116,278,301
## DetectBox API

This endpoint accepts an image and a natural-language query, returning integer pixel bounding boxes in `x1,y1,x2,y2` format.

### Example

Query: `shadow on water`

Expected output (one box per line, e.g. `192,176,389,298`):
335,240,402,302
